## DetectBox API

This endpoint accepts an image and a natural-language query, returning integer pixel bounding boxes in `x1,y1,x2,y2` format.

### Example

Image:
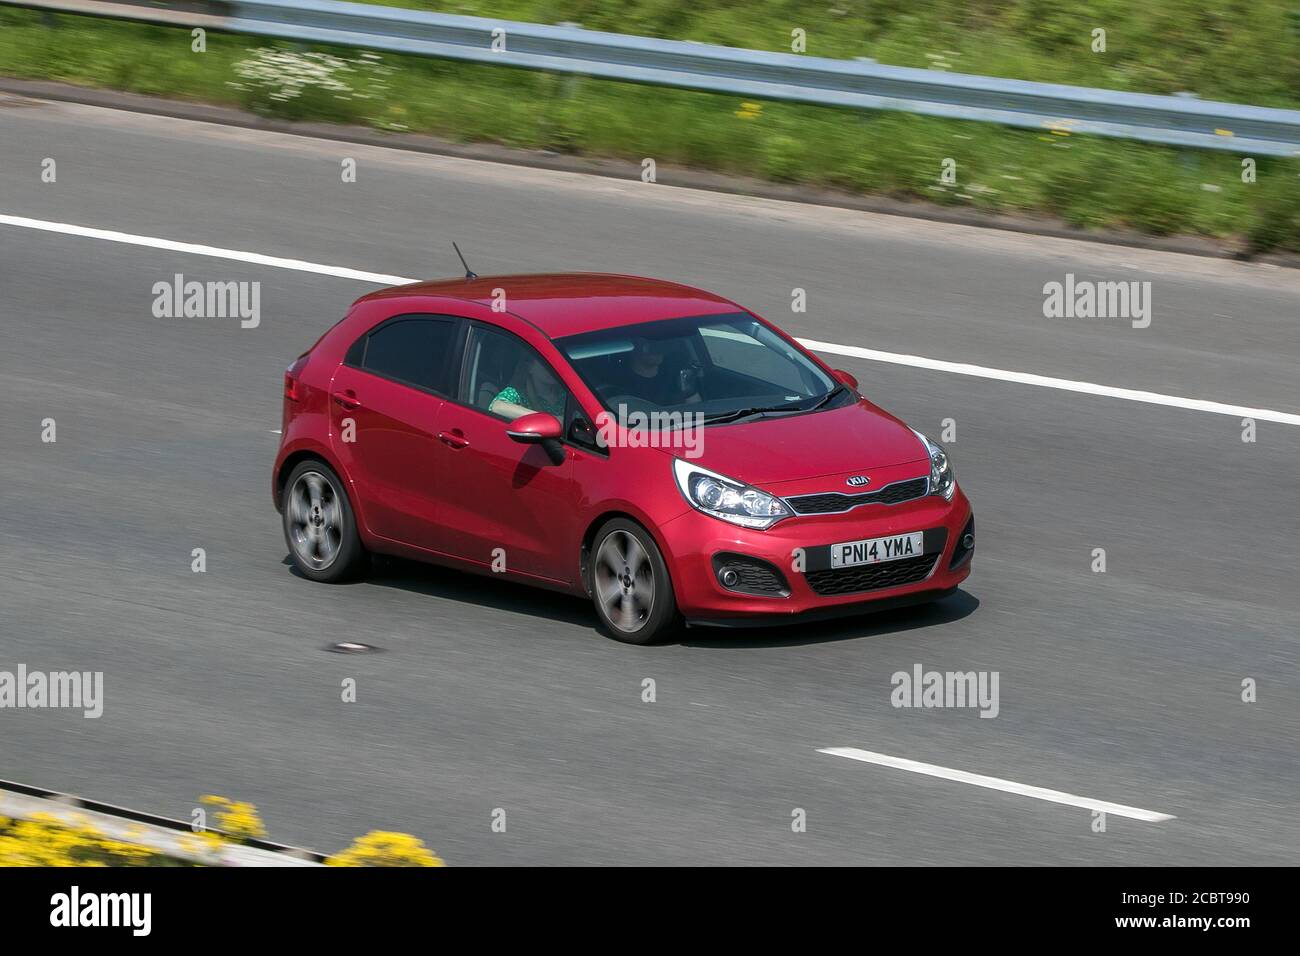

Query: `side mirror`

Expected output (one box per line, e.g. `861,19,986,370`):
832,368,859,390
506,411,563,444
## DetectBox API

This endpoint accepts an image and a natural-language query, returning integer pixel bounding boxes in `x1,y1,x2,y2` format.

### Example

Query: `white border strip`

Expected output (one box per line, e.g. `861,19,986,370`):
4,212,1297,427
819,747,1175,822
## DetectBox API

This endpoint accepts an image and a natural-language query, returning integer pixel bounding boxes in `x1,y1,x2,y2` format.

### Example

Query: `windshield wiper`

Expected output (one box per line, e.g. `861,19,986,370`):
703,384,850,425
702,402,804,425
806,383,848,412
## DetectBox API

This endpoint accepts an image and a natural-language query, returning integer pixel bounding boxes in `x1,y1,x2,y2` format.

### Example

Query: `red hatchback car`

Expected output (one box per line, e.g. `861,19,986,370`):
274,274,974,643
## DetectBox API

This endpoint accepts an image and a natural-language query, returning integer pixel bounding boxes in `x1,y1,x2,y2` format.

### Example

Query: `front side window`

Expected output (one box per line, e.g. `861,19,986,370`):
359,316,457,393
462,325,568,422
556,312,844,424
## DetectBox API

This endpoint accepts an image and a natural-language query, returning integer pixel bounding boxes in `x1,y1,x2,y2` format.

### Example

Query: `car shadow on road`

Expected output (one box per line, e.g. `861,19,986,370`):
678,589,980,649
285,555,978,647
286,554,599,629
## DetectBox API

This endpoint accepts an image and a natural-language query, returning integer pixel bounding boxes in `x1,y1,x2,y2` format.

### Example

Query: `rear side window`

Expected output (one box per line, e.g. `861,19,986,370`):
356,316,457,393
344,334,365,367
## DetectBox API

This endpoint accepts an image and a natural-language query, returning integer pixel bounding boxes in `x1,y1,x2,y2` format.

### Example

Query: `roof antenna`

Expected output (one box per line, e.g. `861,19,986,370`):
452,242,477,280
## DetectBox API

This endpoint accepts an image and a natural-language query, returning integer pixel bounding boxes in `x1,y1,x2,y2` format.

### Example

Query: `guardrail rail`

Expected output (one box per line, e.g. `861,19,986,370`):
4,0,1300,155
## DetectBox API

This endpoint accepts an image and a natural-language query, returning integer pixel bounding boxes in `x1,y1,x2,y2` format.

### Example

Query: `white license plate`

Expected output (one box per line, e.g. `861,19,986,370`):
829,531,924,569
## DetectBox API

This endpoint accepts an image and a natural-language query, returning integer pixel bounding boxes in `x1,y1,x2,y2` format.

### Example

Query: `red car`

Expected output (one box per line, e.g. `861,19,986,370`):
274,274,974,644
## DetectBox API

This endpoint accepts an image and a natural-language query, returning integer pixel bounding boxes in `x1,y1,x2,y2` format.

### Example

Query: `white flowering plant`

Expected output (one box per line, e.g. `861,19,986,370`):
228,47,392,122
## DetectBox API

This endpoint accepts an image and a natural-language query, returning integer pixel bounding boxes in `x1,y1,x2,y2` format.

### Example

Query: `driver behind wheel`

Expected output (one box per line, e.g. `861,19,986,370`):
618,337,702,406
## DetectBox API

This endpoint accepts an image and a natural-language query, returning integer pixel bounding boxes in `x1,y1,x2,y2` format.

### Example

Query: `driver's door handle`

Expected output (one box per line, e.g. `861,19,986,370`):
438,429,470,449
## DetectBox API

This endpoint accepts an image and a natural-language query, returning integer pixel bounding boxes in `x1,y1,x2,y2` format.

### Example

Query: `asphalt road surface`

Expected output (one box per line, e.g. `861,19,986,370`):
2,94,1298,865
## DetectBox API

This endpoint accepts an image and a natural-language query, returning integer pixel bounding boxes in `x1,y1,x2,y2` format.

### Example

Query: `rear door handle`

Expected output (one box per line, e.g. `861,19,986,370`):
438,429,470,449
332,389,361,410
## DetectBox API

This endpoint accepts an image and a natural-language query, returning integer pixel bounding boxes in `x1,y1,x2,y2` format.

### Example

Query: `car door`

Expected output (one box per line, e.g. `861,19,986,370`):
329,314,461,553
431,322,580,583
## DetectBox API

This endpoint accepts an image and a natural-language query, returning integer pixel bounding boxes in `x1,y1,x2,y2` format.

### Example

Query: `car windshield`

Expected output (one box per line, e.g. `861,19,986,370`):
555,312,848,425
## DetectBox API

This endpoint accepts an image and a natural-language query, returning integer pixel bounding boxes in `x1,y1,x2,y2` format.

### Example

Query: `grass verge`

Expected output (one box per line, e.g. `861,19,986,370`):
0,9,1297,251
370,0,1300,110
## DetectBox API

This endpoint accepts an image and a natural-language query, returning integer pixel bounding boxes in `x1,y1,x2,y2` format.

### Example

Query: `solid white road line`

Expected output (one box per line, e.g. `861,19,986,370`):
4,212,1298,428
818,747,1176,822
0,213,412,286
800,338,1300,427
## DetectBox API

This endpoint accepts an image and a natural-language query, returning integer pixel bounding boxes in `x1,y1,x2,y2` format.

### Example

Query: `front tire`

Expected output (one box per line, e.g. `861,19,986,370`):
589,519,678,644
282,460,367,582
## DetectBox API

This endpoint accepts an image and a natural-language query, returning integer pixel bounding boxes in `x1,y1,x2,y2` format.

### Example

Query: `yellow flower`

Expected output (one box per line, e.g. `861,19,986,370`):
327,830,445,867
0,813,168,866
200,795,267,842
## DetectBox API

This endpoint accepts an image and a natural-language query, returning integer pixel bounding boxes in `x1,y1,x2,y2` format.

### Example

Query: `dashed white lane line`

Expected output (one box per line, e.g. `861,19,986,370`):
5,212,1299,428
818,747,1176,823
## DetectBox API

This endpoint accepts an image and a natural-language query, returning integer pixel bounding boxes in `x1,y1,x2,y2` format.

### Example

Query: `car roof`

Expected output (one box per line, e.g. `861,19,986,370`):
354,273,742,339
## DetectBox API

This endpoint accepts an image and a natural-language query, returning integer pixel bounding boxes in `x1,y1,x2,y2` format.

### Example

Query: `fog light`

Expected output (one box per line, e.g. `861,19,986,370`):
962,532,975,550
711,553,791,597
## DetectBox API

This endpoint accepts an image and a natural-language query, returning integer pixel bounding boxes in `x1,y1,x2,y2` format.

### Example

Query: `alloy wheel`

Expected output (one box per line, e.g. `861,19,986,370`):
594,529,656,634
287,471,343,571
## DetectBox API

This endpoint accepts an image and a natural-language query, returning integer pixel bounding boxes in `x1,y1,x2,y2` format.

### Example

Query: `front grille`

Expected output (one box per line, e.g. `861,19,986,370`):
787,476,928,515
804,553,937,596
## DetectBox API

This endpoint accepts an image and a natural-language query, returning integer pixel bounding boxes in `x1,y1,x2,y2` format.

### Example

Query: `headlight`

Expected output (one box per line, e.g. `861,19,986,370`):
914,431,956,500
673,459,790,530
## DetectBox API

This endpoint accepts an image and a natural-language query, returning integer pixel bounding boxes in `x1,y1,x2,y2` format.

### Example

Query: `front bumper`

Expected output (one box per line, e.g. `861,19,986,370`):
659,485,974,624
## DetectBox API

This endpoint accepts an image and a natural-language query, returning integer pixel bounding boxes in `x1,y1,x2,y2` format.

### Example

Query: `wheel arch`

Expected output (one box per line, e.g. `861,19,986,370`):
275,445,353,513
578,509,673,599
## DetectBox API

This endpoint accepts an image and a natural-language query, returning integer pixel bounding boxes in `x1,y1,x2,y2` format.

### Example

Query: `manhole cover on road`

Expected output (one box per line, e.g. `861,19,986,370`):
324,642,382,654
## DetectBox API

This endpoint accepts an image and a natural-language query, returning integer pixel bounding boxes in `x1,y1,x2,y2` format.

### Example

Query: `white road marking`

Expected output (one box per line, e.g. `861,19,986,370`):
818,747,1176,822
0,213,411,286
4,212,1297,427
801,338,1300,426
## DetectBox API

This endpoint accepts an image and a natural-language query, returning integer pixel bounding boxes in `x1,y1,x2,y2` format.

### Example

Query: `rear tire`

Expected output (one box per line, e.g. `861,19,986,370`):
281,460,368,583
588,518,679,645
